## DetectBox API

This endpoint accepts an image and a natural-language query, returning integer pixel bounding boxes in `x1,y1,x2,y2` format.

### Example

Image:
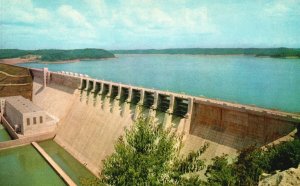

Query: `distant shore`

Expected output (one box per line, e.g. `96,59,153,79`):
37,59,80,64
0,57,37,65
0,58,79,65
0,57,116,65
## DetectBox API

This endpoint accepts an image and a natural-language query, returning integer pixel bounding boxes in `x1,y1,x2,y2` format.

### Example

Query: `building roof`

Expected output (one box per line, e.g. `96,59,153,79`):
5,96,43,113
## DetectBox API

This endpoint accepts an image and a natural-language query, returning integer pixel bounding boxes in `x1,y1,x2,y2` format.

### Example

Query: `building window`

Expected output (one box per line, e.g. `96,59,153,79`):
40,116,43,124
27,118,30,126
33,117,37,124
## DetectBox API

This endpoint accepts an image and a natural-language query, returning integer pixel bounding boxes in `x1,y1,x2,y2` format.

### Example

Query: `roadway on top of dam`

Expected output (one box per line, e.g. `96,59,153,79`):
19,54,300,113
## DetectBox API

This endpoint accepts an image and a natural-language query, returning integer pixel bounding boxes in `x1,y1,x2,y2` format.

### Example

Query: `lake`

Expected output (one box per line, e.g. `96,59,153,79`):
19,54,300,113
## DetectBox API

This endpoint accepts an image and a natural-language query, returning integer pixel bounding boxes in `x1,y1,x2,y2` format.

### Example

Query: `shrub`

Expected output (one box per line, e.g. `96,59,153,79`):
265,139,300,172
205,155,236,186
99,116,208,185
205,139,300,186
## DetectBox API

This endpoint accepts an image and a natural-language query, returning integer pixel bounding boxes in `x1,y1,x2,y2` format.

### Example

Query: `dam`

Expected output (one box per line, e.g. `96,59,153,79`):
1,65,300,183
31,68,299,175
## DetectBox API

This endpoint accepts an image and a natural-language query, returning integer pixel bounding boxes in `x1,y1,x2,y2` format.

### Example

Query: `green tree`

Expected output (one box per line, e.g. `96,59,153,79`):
205,138,300,186
205,155,236,186
98,116,208,185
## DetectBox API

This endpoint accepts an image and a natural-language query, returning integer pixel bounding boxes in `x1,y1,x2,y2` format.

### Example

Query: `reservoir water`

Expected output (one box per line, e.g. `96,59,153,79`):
19,54,300,113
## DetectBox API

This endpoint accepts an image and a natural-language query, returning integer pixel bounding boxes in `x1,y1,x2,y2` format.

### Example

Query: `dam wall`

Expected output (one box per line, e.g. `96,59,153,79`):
190,101,296,150
29,68,300,176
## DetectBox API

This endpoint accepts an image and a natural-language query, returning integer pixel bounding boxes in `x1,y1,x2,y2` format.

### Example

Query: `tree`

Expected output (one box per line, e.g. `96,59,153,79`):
204,139,300,186
98,116,208,185
205,155,236,186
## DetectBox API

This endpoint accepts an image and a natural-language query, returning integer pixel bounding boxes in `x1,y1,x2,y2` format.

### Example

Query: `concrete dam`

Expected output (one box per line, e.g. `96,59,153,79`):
29,68,299,176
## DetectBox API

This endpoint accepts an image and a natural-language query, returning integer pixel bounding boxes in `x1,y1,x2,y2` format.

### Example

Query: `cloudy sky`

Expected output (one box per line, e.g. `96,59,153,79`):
0,0,299,49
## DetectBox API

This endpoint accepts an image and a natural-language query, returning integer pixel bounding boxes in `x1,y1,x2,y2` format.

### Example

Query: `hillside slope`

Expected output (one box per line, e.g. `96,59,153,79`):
0,49,115,62
0,64,32,100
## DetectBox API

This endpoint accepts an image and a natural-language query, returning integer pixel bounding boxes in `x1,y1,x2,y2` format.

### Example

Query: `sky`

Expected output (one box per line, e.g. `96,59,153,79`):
0,0,300,50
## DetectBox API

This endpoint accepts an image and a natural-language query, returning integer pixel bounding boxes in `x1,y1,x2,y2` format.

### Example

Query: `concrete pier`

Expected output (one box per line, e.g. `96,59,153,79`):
32,142,76,186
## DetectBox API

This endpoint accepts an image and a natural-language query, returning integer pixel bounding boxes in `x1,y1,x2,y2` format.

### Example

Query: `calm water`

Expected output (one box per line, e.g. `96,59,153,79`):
20,54,300,113
39,140,96,185
0,124,11,142
0,145,66,186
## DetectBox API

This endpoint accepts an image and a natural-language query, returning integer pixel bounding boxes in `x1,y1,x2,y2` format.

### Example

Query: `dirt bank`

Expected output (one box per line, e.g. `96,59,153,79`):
0,58,37,65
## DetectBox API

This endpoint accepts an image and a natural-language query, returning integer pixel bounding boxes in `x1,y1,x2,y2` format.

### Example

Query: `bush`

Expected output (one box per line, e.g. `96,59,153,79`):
205,155,236,186
98,116,208,185
265,139,300,172
205,139,300,186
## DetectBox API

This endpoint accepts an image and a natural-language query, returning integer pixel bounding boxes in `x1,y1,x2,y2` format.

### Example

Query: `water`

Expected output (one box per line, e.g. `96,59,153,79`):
39,140,96,185
0,124,11,142
19,54,300,113
0,145,66,186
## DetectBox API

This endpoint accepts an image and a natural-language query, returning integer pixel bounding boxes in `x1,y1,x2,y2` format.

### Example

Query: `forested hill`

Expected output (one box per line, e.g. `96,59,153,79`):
111,48,300,58
0,49,115,61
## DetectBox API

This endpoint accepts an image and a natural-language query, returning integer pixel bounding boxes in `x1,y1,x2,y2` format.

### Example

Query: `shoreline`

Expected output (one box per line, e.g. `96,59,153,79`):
1,54,298,65
0,57,116,65
37,59,80,64
115,53,300,59
0,58,37,65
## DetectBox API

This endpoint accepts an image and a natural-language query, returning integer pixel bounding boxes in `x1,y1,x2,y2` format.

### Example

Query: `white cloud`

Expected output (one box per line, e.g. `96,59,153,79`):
265,1,289,16
84,0,107,16
82,0,217,37
264,0,300,16
0,0,52,24
0,0,218,49
58,5,93,30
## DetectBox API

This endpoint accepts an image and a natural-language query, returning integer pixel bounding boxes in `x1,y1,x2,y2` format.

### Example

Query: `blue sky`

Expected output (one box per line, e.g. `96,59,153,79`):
0,0,300,49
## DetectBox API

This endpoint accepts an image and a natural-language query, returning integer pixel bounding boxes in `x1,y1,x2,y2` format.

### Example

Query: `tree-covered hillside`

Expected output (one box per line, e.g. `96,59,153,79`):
112,48,300,58
0,49,115,61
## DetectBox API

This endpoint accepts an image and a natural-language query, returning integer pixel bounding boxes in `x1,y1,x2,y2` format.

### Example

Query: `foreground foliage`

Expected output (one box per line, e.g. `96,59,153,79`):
99,116,208,185
82,117,300,186
205,137,300,186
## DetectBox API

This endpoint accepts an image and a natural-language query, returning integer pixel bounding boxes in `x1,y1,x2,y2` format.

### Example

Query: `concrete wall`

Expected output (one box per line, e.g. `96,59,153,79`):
190,102,296,150
4,100,24,133
32,80,133,176
30,68,44,80
50,72,81,89
30,70,300,176
0,131,56,150
1,115,19,139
